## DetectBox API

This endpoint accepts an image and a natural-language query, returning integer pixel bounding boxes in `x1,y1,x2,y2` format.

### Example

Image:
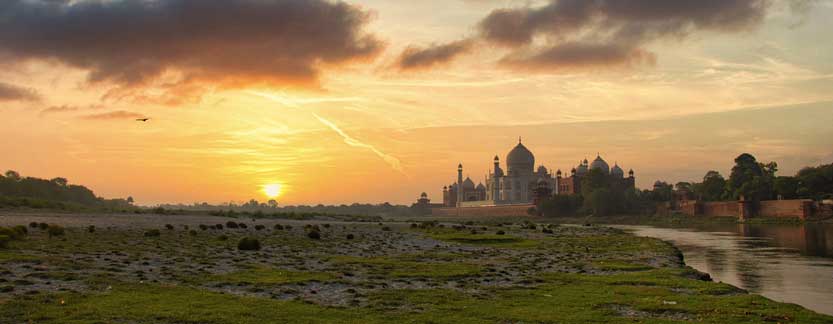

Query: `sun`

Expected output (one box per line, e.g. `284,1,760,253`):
262,183,282,198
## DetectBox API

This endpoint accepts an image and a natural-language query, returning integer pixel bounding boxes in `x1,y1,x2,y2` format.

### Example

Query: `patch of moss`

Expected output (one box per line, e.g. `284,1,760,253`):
206,267,334,286
331,255,481,279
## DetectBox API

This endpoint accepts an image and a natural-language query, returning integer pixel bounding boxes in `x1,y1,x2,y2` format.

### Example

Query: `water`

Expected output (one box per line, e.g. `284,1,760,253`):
617,222,833,316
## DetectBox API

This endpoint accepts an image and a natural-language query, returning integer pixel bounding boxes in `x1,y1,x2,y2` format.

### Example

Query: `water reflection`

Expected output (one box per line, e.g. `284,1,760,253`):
619,222,833,316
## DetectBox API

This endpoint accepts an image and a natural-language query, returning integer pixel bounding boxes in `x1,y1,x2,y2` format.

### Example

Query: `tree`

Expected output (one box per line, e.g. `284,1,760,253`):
587,188,614,216
699,171,727,201
726,153,775,201
4,171,21,182
50,177,68,187
795,163,833,200
773,176,799,200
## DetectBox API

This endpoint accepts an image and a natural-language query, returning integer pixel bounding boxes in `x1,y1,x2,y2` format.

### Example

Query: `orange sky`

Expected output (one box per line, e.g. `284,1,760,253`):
1,0,832,205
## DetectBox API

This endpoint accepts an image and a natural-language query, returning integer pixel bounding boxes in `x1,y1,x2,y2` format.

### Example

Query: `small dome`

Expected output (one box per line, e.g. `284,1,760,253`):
507,140,535,175
629,169,634,176
537,165,548,174
576,162,588,176
611,163,624,178
420,192,428,198
590,155,610,175
463,177,476,190
476,183,486,191
556,169,562,176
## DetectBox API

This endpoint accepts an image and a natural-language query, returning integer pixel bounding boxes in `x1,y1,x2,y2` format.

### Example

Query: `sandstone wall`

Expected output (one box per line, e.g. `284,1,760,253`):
700,201,738,217
758,200,812,220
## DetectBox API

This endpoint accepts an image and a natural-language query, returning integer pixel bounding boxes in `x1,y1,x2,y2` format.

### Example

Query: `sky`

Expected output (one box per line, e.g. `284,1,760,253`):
1,0,832,206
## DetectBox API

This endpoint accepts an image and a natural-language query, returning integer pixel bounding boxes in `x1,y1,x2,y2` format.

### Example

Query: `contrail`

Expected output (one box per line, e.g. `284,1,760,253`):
313,113,406,176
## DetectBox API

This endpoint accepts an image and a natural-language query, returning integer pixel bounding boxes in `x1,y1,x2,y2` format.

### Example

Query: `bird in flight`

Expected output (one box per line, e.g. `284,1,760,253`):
136,118,150,122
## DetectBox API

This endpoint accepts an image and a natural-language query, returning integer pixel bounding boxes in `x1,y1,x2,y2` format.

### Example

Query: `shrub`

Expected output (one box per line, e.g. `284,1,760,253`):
29,222,38,229
144,229,161,237
226,221,239,229
47,225,65,238
346,234,355,240
284,225,293,230
254,225,265,231
381,226,391,231
215,224,223,230
189,230,198,236
238,223,247,229
542,228,553,234
218,235,228,241
38,223,49,230
322,224,331,228
307,230,321,240
13,225,28,236
165,224,174,230
496,230,506,235
273,224,284,230
0,235,10,248
237,237,261,251
199,224,208,231
87,225,96,233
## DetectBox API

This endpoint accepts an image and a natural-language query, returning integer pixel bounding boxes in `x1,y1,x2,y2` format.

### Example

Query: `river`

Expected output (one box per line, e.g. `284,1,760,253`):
618,222,833,316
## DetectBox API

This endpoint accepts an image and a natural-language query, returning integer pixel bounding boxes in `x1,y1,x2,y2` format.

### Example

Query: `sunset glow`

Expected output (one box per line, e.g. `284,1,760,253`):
1,0,831,206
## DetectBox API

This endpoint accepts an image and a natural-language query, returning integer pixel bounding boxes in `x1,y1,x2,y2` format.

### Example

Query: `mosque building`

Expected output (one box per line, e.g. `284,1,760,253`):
439,139,635,207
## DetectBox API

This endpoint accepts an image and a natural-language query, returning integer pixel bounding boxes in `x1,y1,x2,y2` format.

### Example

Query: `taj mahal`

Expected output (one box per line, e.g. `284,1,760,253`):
439,138,635,207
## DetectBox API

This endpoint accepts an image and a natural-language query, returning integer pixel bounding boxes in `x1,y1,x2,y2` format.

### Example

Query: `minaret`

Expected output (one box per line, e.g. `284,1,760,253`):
457,163,463,207
493,156,500,202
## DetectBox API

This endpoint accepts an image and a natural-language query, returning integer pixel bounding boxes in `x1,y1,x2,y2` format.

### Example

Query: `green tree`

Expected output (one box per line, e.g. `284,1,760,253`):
698,170,727,201
773,176,799,199
4,171,21,181
587,188,614,216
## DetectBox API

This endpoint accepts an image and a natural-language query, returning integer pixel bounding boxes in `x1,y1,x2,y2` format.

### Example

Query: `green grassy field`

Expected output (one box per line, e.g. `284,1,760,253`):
0,216,830,323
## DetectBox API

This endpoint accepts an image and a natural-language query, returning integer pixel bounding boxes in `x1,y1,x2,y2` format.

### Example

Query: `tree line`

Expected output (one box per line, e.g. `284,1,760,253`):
537,153,832,218
0,170,134,211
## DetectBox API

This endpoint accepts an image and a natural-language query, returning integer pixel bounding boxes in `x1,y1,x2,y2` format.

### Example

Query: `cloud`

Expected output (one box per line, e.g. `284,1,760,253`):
404,0,811,73
40,105,81,115
395,39,476,70
0,0,383,103
0,82,39,102
500,42,657,71
313,113,406,176
80,110,146,120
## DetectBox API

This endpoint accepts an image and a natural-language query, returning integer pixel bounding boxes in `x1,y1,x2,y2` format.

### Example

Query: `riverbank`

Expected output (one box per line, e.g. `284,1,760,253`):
1,213,831,323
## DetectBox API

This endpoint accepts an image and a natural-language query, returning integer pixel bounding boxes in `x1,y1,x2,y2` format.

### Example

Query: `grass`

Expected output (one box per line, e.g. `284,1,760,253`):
4,267,828,324
330,255,482,279
205,266,334,285
417,228,540,248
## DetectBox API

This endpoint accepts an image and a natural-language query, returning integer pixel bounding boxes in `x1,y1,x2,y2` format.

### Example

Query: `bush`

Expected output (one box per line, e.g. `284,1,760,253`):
284,225,293,230
0,235,10,248
144,229,161,237
381,226,391,231
346,234,355,240
218,235,228,241
238,223,248,229
237,237,261,251
307,230,321,240
165,224,174,230
47,225,65,238
13,225,28,236
496,230,505,235
38,223,49,230
322,224,331,228
189,229,198,236
215,224,223,230
273,224,284,230
226,221,239,229
542,228,553,234
29,222,38,229
254,225,265,231
199,224,208,231
87,225,96,233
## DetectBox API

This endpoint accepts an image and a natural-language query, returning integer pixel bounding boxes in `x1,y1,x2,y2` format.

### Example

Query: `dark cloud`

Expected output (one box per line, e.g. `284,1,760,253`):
396,39,476,70
80,110,147,121
500,42,657,71
476,0,780,70
0,0,383,103
394,0,808,72
0,82,39,102
40,105,80,115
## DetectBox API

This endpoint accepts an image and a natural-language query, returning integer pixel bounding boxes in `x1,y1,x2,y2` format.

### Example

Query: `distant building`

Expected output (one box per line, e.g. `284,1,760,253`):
435,139,635,207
